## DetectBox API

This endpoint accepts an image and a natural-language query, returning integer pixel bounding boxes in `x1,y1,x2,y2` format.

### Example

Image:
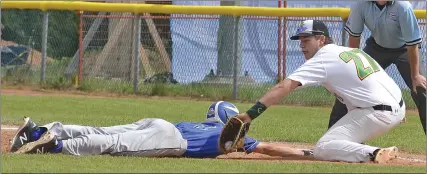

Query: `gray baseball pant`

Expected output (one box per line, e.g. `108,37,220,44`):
42,118,188,156
328,37,426,134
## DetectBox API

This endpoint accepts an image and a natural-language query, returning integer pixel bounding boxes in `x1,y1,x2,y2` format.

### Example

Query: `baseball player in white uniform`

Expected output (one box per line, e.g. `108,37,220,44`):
232,20,405,163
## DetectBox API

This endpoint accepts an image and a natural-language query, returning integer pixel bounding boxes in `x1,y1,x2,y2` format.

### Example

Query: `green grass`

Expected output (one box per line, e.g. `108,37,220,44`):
2,59,74,89
2,154,425,173
1,95,425,173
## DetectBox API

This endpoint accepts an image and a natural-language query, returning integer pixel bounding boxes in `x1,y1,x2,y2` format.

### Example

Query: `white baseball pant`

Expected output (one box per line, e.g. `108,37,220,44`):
42,118,188,157
313,102,405,162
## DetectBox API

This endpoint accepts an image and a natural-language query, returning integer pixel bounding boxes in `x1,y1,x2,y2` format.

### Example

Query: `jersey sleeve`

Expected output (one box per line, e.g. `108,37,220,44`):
287,55,327,87
344,3,364,37
398,3,422,46
241,136,259,153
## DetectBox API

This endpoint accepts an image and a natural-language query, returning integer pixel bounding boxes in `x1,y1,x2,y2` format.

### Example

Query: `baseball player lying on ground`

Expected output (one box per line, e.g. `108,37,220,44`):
10,101,313,158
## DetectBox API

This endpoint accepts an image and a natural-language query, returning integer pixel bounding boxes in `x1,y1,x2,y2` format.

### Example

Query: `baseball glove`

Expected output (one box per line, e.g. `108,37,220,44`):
218,117,251,154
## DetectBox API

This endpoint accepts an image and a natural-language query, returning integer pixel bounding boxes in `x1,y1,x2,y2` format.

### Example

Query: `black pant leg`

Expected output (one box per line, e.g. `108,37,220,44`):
415,87,427,134
395,51,426,134
328,99,348,129
363,37,394,69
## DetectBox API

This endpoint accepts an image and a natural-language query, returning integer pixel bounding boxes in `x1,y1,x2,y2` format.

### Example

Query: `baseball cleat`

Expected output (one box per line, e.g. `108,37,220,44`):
302,149,314,156
373,146,398,164
14,131,60,154
9,117,40,152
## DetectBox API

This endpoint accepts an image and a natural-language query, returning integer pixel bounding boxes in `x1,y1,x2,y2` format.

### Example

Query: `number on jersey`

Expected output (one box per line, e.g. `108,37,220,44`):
339,49,380,80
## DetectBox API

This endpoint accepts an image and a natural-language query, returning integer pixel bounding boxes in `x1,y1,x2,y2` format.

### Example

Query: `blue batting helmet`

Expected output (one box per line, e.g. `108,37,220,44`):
205,101,239,124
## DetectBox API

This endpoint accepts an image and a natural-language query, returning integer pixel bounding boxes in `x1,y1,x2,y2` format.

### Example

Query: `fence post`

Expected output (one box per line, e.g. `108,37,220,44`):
425,12,427,78
282,1,287,80
0,0,2,79
133,14,141,94
341,18,348,47
232,15,240,100
0,0,2,118
277,0,282,83
77,10,83,87
40,11,49,83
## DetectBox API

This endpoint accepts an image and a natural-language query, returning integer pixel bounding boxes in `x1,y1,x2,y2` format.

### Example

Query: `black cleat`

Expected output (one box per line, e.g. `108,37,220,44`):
302,149,314,156
14,131,59,154
10,117,40,152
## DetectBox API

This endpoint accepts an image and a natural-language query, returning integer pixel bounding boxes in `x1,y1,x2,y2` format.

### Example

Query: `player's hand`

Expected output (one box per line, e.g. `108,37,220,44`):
412,74,426,93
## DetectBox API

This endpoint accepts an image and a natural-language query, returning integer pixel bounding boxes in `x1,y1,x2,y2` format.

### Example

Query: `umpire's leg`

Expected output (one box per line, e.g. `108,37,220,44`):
328,99,347,129
395,50,426,134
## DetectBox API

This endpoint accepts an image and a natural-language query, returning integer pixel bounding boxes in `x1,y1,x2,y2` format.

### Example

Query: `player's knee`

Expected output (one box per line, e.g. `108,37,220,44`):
313,141,329,160
411,88,426,100
42,122,63,134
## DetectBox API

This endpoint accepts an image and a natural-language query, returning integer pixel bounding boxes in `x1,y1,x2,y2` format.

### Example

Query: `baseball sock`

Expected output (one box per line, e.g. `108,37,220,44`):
50,140,63,153
31,127,47,141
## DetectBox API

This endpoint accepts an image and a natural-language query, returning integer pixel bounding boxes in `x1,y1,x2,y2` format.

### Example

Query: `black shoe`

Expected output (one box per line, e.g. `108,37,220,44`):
14,131,60,154
10,117,40,152
302,149,314,156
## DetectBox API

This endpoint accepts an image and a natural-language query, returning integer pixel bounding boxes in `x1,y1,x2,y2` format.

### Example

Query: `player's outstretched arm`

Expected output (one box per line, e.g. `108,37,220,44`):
258,79,301,107
238,79,301,122
252,142,307,158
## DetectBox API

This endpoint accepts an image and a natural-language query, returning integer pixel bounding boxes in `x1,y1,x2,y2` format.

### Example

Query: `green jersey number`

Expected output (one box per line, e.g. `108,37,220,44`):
339,49,380,80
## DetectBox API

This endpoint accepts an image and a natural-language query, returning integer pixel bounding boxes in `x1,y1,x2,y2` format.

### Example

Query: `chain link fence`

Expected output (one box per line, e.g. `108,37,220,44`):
1,9,77,88
1,1,425,109
1,9,44,85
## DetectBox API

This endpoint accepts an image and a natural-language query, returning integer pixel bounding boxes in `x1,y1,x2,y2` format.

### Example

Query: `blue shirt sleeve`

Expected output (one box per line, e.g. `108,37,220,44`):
241,136,259,153
344,2,364,37
398,2,422,46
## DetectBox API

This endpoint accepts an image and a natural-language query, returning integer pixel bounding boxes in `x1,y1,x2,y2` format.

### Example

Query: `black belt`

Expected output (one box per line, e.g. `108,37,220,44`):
372,99,403,111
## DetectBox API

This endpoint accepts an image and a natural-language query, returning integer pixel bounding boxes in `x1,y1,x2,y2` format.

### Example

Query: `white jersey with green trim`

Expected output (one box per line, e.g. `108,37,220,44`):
287,44,402,110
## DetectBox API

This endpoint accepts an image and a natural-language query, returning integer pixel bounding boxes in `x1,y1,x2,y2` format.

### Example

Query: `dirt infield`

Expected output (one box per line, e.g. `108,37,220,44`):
1,88,425,167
